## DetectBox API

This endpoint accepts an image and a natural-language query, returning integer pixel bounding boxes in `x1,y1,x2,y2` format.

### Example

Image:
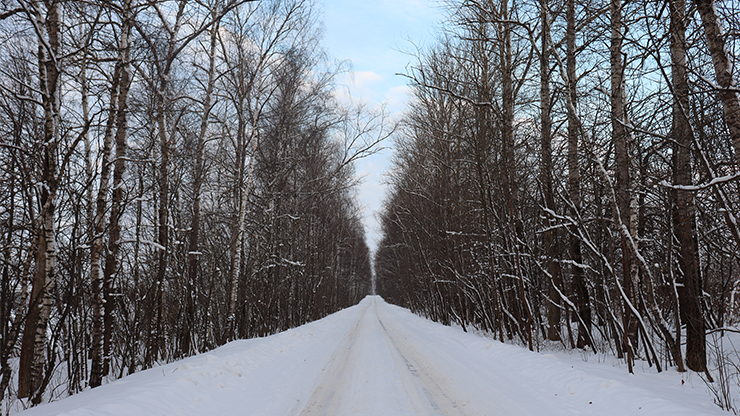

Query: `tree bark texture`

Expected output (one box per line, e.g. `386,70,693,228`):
540,0,562,343
102,0,133,377
672,0,704,373
566,0,590,350
19,1,61,402
186,16,219,353
610,0,638,373
88,57,119,389
695,0,740,171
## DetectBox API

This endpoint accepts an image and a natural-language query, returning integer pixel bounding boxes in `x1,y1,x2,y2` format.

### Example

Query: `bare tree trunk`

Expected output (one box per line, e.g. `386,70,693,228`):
79,42,93,388
565,0,590,350
610,0,638,373
695,0,740,171
186,14,219,355
82,62,94,264
89,47,121,389
499,0,533,351
145,0,189,363
227,135,256,341
2,63,35,408
102,0,133,377
155,87,170,362
471,13,503,343
1,256,30,408
19,1,61,403
540,0,562,342
670,0,701,373
227,110,246,341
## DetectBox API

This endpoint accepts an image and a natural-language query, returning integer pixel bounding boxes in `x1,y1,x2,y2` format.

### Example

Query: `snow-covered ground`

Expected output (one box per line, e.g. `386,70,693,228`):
17,296,729,415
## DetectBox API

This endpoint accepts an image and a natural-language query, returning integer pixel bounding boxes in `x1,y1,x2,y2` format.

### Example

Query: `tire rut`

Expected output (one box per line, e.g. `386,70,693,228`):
298,302,370,415
299,298,477,415
376,304,477,416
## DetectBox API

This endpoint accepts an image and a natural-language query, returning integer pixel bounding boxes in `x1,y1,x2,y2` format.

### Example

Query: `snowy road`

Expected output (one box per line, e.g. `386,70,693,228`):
19,296,727,416
300,298,524,415
303,300,473,414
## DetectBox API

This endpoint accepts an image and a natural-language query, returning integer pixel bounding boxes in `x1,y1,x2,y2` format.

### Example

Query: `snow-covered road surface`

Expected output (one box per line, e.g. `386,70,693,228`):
299,298,529,415
301,299,501,415
18,296,727,415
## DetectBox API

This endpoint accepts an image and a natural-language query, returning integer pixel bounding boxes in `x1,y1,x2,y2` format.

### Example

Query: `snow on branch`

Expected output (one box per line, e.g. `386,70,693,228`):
658,173,740,191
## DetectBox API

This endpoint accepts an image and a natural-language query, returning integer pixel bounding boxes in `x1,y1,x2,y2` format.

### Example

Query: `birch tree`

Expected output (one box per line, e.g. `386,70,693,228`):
16,0,63,403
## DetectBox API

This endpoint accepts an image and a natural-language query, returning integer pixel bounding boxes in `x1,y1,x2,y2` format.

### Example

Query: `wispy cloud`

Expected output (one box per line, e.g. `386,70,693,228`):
354,71,384,87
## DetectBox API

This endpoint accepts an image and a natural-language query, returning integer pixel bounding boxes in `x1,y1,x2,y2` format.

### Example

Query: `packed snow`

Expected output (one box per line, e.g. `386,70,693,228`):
16,296,728,415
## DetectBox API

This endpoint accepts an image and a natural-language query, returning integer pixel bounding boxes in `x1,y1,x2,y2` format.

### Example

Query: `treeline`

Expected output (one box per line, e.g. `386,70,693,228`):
0,0,378,408
376,0,740,380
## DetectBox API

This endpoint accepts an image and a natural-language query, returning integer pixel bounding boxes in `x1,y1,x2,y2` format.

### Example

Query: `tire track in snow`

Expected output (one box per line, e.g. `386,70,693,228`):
298,301,371,415
375,305,470,415
375,301,529,416
375,301,484,416
299,297,477,415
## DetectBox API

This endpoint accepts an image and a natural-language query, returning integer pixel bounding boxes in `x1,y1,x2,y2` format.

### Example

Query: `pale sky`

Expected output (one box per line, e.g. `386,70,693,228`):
320,0,443,254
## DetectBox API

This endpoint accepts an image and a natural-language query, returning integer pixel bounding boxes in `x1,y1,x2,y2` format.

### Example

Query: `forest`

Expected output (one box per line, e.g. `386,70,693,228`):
4,0,740,412
0,0,383,409
375,0,740,397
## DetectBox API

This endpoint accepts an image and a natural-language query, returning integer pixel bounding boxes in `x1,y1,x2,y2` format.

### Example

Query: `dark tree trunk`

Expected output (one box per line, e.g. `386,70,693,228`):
566,0,590,350
102,0,133,376
89,55,119,389
695,0,740,171
610,0,638,373
185,14,219,356
540,0,562,342
672,0,703,373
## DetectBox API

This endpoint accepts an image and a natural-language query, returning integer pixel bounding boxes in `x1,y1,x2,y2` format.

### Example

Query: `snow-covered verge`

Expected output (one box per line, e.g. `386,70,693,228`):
14,296,731,415
12,303,359,416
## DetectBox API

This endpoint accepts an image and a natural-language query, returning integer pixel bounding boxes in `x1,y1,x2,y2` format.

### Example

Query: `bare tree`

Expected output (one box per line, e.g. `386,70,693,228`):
539,0,562,343
695,0,740,171
669,0,698,374
16,0,63,403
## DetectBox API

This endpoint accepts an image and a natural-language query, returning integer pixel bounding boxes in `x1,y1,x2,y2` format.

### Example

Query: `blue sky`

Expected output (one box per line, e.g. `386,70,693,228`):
320,0,443,253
